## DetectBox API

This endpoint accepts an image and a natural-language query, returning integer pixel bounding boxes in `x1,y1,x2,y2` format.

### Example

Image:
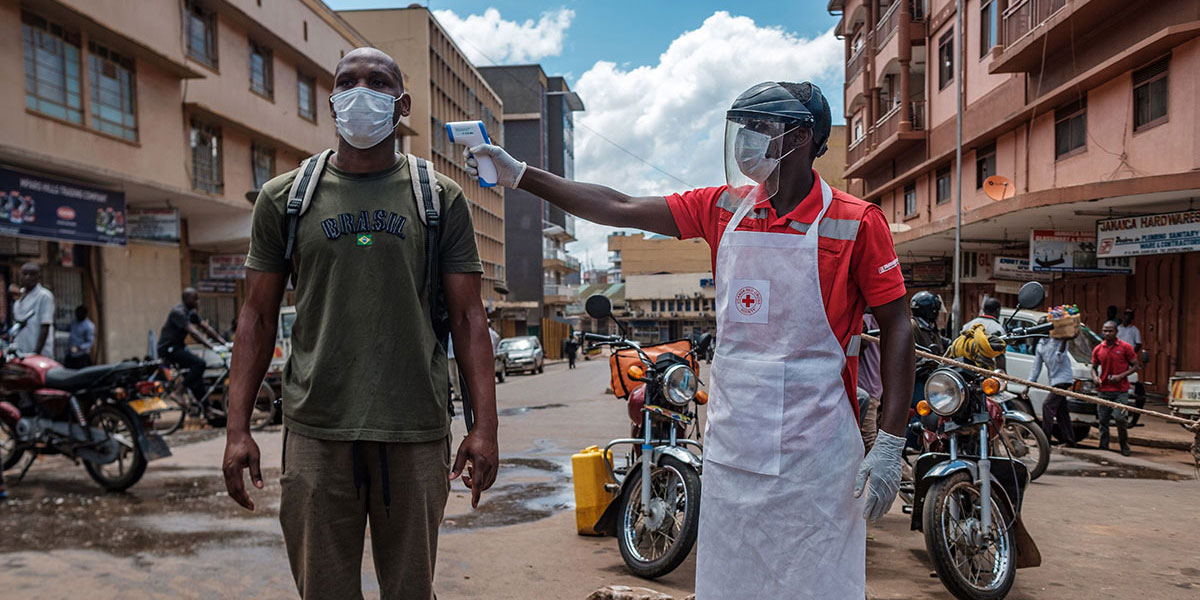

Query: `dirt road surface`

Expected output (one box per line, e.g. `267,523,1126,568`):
2,359,1199,599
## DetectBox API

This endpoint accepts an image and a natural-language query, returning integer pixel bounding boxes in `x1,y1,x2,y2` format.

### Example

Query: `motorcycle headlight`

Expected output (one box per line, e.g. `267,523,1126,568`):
925,369,966,416
662,364,698,407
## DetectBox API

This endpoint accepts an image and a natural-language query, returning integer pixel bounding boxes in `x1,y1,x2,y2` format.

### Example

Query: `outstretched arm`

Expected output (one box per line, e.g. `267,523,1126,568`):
469,145,680,237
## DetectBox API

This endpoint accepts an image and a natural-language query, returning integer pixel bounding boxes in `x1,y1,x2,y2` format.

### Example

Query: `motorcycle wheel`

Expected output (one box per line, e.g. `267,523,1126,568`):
83,405,148,492
617,455,701,579
148,385,188,436
996,421,1050,481
923,471,1015,600
249,381,277,431
1,419,23,471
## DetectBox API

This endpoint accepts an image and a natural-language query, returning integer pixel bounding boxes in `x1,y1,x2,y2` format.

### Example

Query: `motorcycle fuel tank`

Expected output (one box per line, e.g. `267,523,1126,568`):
1,355,61,391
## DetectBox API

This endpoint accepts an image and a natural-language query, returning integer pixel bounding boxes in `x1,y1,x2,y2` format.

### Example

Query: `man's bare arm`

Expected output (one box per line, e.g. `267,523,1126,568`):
222,269,287,511
36,324,49,356
873,297,915,437
443,272,499,508
515,167,680,237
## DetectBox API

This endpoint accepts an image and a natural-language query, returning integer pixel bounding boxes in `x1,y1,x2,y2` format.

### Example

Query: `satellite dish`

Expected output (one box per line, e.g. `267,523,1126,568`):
890,222,912,233
983,175,1015,201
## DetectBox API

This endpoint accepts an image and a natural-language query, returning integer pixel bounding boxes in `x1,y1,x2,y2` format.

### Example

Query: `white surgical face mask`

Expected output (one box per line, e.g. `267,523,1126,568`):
733,129,779,183
331,87,401,149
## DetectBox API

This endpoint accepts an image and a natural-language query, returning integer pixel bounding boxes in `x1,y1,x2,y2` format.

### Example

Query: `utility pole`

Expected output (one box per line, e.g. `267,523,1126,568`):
952,0,964,332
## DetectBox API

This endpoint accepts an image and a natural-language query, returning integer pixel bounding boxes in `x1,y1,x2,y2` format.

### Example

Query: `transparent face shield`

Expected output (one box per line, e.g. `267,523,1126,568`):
723,118,799,205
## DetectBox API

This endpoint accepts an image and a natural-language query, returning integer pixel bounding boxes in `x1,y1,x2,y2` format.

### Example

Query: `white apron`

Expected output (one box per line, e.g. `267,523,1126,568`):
695,178,865,599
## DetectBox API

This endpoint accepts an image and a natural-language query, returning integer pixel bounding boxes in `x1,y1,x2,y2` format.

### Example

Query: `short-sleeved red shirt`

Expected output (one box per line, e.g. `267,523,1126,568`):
665,170,907,411
1091,340,1137,393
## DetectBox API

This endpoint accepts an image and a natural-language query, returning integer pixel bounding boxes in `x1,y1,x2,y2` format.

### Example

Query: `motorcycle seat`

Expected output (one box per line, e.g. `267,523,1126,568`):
44,363,132,391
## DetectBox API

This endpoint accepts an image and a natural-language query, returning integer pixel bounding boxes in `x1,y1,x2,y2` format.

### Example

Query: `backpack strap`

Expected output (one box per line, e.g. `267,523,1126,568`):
283,149,332,262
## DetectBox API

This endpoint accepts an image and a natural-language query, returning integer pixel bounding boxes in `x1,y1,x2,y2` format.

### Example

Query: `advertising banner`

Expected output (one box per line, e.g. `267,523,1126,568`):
902,260,949,287
209,254,247,280
0,167,126,246
1096,209,1200,258
992,256,1054,282
1029,230,1133,274
128,208,180,243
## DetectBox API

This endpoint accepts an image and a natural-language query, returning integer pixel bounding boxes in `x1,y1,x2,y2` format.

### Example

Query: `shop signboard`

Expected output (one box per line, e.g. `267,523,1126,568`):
196,279,236,293
209,254,247,280
902,260,949,287
1029,230,1133,274
0,167,126,246
992,256,1054,282
128,208,180,242
1096,209,1200,258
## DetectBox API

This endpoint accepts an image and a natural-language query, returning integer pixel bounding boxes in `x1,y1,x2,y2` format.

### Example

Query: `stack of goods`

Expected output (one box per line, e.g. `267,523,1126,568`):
1048,304,1081,338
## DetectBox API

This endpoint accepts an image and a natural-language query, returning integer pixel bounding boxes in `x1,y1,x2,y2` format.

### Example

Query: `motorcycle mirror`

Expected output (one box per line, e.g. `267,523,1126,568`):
1016,281,1045,310
585,294,613,320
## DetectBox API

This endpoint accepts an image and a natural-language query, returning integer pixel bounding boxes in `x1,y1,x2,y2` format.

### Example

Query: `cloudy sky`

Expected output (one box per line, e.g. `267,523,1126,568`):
328,1,844,269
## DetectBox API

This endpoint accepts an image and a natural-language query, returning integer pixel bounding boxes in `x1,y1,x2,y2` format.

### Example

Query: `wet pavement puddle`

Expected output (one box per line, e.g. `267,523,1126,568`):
496,403,568,417
442,456,575,531
1046,450,1190,481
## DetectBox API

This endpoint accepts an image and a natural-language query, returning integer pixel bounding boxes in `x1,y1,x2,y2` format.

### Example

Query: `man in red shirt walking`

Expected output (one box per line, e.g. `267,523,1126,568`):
1091,320,1141,456
467,81,915,599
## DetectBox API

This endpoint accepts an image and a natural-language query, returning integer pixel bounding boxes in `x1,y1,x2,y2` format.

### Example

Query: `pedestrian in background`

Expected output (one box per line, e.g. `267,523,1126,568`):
1092,320,1140,456
858,310,882,452
1029,329,1076,447
12,263,54,357
1117,308,1146,426
564,335,578,369
65,305,94,369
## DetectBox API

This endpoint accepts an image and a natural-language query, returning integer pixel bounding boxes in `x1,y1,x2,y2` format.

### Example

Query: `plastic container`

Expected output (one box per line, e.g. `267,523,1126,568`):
571,445,617,536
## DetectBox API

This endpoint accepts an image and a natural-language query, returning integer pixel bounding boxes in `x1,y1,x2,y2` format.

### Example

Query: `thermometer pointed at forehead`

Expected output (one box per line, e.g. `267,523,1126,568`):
445,120,497,187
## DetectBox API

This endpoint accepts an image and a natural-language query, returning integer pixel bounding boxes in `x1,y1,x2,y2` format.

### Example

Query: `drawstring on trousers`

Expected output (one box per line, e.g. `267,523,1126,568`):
350,440,392,517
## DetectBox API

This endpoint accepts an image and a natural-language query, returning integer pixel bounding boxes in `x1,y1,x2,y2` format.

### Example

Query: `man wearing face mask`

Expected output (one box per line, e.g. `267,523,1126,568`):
468,82,914,598
223,47,498,599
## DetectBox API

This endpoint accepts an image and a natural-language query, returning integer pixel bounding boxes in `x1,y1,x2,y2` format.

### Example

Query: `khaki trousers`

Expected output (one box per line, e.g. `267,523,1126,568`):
279,430,451,599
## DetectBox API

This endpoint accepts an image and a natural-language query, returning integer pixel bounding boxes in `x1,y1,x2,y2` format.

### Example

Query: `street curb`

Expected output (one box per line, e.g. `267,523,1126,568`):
1127,434,1192,452
1057,446,1197,480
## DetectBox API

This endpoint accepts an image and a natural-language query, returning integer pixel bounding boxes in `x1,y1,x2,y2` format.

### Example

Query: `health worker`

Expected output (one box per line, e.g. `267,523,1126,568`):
467,82,915,599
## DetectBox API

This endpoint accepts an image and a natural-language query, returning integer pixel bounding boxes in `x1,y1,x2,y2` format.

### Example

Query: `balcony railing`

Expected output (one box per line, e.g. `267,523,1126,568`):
544,284,575,298
847,46,866,83
1002,0,1067,47
847,134,871,166
875,103,903,140
876,1,901,50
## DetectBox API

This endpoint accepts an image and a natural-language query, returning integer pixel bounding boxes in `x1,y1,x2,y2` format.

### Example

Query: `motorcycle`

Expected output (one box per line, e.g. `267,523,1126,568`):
583,294,705,579
988,389,1050,481
908,281,1050,600
0,327,171,491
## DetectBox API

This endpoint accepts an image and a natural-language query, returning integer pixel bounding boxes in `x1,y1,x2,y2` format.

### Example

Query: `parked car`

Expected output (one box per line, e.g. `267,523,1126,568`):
500,336,544,375
495,350,506,383
1000,307,1103,441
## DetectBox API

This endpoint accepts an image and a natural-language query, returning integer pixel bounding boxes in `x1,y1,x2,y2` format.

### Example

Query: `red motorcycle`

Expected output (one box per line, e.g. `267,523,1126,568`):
0,329,170,491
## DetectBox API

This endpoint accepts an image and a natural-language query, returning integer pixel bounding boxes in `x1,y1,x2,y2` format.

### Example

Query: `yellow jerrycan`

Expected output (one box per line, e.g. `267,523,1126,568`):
571,445,617,536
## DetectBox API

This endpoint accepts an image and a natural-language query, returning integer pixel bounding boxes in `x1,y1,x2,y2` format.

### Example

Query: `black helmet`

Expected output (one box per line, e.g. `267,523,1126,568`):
910,291,942,322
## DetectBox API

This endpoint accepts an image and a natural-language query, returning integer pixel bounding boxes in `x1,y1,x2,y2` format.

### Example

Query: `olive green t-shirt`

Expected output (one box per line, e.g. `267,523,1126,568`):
246,155,482,443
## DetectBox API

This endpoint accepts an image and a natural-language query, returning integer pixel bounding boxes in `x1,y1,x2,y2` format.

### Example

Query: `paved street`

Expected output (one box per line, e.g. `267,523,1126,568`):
2,358,1199,599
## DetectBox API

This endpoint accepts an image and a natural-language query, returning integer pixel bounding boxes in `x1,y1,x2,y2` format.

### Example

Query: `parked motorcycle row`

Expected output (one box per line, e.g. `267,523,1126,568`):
578,282,1057,600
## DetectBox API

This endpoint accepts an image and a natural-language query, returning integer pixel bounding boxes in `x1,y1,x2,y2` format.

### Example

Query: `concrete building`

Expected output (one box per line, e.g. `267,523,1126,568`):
830,0,1200,392
477,64,584,355
1,0,368,361
339,6,507,302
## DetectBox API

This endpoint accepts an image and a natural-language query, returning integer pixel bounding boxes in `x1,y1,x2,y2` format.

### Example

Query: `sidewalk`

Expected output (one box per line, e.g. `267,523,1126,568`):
1123,398,1194,451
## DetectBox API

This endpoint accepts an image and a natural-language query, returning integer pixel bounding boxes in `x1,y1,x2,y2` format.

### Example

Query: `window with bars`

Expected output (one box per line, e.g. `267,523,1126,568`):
936,166,952,204
186,1,217,68
904,183,917,216
22,12,83,124
938,30,954,90
190,120,223,194
251,144,275,190
87,43,137,141
1132,58,1168,132
297,73,316,121
1054,99,1087,158
975,144,996,189
249,40,272,99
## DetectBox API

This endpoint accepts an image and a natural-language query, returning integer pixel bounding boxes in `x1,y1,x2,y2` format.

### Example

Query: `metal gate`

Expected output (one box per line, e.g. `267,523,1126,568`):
1126,254,1181,394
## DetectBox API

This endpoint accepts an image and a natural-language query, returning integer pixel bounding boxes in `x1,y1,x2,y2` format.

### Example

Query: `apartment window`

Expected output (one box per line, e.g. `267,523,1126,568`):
22,12,83,124
1132,58,1168,131
853,117,864,142
936,167,952,205
251,144,275,190
249,41,273,99
938,31,954,90
297,73,316,121
975,144,996,189
190,120,223,194
980,0,998,58
87,43,137,141
904,183,917,216
1054,99,1087,158
186,1,217,68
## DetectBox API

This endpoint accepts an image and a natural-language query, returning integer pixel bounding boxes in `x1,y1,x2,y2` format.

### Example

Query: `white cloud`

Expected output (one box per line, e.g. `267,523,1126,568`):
566,12,842,267
432,7,574,65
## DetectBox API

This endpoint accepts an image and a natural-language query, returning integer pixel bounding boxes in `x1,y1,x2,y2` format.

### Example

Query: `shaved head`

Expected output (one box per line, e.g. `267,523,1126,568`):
336,47,404,91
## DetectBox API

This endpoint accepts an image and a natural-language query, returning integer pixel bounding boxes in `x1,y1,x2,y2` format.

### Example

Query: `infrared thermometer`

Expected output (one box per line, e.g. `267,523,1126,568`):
445,121,497,187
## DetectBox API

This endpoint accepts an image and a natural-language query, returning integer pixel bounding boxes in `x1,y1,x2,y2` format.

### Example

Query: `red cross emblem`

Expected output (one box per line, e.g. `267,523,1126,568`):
735,286,762,316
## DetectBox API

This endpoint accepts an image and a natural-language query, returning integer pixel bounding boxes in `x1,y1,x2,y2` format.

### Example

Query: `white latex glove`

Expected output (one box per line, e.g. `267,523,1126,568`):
464,144,527,188
855,429,904,523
